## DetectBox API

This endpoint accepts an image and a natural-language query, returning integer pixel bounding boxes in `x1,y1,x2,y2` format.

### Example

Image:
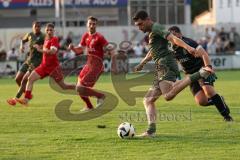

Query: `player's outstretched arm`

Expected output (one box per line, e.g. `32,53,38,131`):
195,45,212,69
134,50,152,72
167,34,196,55
68,44,84,55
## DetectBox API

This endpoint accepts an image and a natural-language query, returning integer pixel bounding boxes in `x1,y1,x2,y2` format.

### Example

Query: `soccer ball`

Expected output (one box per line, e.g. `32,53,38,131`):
117,122,135,139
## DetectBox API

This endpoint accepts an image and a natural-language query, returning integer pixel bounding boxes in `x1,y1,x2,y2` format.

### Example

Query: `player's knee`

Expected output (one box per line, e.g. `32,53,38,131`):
143,97,155,105
164,94,174,101
206,92,216,98
197,100,208,106
195,98,208,106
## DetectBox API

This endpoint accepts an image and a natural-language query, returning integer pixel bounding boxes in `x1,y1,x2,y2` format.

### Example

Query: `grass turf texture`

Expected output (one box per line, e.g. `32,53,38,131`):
0,70,240,160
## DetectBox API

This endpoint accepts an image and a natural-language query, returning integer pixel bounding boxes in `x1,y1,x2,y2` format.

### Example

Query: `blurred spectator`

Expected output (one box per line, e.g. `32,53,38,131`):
0,50,7,61
229,27,240,51
7,48,18,61
207,27,217,54
65,35,73,46
133,43,143,57
0,64,15,77
5,64,15,76
217,27,229,53
204,27,210,39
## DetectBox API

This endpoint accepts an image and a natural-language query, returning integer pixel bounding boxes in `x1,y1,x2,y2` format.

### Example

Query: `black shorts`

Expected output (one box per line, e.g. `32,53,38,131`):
190,74,217,95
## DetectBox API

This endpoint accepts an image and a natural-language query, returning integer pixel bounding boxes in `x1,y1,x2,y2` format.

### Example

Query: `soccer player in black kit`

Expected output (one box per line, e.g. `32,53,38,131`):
168,26,233,121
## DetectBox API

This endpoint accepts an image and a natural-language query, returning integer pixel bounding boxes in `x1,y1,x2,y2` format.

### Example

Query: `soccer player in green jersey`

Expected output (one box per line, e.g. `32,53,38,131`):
132,11,213,137
7,21,45,105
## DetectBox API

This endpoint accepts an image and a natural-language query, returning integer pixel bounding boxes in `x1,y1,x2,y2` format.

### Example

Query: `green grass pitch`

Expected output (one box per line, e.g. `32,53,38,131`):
0,70,240,160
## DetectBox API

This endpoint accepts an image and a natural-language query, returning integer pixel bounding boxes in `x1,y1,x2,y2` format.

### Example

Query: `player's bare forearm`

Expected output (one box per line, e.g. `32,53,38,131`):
195,46,212,67
134,51,152,72
73,47,84,55
69,44,84,55
140,51,152,65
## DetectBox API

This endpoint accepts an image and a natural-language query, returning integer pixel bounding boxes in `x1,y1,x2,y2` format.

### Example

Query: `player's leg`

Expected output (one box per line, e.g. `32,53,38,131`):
163,67,213,101
137,87,161,137
76,80,94,111
190,81,213,106
25,71,41,92
56,80,76,90
51,66,76,91
77,65,94,110
15,71,31,99
15,71,25,86
15,63,28,86
76,81,105,106
202,84,233,121
17,65,46,105
17,70,41,105
77,65,104,110
7,70,30,106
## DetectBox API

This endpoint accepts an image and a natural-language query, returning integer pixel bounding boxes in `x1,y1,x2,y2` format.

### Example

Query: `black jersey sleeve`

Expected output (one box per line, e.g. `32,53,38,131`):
182,37,199,49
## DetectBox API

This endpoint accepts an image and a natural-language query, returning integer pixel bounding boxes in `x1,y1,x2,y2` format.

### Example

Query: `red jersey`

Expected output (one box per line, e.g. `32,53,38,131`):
41,36,60,68
80,32,108,61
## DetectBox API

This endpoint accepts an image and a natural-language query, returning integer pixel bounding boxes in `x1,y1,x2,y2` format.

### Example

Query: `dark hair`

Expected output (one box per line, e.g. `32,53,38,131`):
32,21,41,26
87,16,98,22
46,23,55,28
168,26,181,33
132,10,149,21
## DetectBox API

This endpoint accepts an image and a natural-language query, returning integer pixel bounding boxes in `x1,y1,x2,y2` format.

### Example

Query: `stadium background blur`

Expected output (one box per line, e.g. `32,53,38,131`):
0,0,240,76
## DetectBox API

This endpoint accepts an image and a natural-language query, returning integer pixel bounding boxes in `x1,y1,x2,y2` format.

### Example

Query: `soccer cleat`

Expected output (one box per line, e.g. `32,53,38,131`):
16,98,29,106
136,131,156,138
224,115,233,122
199,67,214,79
80,107,94,112
7,98,17,106
96,95,105,108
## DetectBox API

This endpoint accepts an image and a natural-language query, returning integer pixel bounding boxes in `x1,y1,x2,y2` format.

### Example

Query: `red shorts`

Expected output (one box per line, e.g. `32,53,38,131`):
79,64,103,87
35,65,63,82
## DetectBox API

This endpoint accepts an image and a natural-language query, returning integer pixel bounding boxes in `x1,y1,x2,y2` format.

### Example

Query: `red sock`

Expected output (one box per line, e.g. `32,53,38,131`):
25,90,32,99
80,87,104,98
80,96,93,109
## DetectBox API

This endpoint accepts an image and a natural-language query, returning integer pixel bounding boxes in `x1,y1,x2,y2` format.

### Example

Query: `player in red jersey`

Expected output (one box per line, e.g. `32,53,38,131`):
17,23,76,105
69,16,110,111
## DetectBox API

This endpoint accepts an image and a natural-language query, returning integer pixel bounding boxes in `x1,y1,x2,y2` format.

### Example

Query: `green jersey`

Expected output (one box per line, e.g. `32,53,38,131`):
148,23,179,83
148,23,172,61
22,32,45,67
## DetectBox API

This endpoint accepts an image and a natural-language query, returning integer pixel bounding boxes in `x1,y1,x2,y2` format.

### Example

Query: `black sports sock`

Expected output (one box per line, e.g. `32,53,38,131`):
203,98,214,106
211,94,230,117
146,123,156,134
16,90,23,99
